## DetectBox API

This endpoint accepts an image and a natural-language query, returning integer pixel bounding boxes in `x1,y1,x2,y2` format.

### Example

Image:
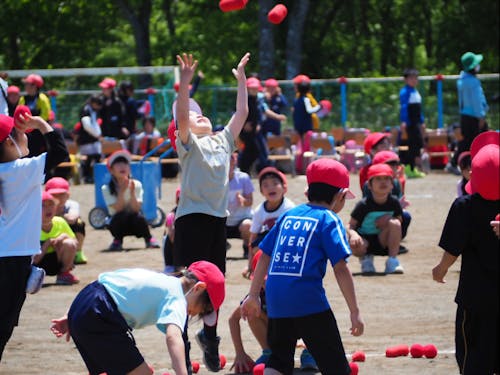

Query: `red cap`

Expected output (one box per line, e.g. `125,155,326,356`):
470,131,499,159
167,119,177,151
188,261,225,323
7,85,20,94
465,144,499,200
367,163,394,180
99,77,116,89
0,114,14,143
264,78,279,88
219,0,247,12
372,150,399,165
306,159,355,198
267,4,288,24
23,74,44,88
364,132,387,155
293,74,311,85
258,166,287,188
42,191,58,203
45,177,70,194
319,99,333,113
246,77,262,89
106,149,131,169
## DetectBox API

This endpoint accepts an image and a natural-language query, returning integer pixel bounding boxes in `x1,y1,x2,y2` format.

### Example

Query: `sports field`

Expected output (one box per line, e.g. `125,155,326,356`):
2,170,462,374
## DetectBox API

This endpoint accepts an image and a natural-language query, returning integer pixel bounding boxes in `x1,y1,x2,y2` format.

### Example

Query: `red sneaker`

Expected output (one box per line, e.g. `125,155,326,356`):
56,271,80,285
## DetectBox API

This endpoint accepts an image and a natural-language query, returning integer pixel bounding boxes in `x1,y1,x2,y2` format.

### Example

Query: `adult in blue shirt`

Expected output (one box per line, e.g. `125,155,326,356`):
446,52,489,175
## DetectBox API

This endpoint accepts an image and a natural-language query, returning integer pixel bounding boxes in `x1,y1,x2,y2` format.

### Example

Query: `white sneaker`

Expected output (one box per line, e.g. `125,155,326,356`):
360,254,376,274
26,265,45,294
385,257,404,274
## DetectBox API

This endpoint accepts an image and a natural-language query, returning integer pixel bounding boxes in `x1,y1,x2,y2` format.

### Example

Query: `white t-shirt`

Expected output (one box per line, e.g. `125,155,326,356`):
250,197,295,234
102,179,143,216
0,154,46,257
99,268,187,333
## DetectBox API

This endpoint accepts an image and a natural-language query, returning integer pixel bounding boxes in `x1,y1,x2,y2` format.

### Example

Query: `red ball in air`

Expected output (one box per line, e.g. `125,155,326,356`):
219,0,247,12
267,4,288,24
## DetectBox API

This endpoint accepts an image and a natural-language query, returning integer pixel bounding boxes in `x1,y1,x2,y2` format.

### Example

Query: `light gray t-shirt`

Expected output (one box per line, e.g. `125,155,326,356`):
175,126,236,219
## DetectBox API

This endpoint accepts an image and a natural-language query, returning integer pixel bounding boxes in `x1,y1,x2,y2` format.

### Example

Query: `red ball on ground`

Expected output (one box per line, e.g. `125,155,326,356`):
385,345,409,357
267,4,288,24
219,354,227,369
253,363,265,375
191,361,200,374
351,350,366,362
423,344,438,358
219,0,247,12
349,361,359,375
410,343,424,358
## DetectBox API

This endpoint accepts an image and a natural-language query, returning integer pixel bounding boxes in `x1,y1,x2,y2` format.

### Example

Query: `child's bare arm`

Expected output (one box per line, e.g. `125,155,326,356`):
241,252,269,320
228,305,254,373
432,251,458,283
227,53,250,140
166,323,188,375
333,259,364,336
176,53,199,144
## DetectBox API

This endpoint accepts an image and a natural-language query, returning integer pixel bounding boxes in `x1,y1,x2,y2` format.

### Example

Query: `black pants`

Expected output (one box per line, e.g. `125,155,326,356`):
451,115,487,167
267,309,350,375
81,154,101,182
108,211,152,241
0,256,32,362
455,306,499,374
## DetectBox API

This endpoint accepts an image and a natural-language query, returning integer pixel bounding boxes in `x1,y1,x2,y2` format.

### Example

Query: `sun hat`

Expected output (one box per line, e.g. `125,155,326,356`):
246,77,262,90
264,78,279,88
45,177,70,195
461,52,483,71
7,85,20,94
306,158,355,199
188,261,225,325
364,132,388,155
0,114,14,143
23,74,44,88
258,166,287,188
98,77,116,89
172,98,203,122
367,163,394,181
372,150,400,165
465,144,499,200
470,131,499,159
106,149,132,169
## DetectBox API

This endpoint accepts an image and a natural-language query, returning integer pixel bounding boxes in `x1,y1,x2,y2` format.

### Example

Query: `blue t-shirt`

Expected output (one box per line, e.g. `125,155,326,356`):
99,268,187,333
259,203,351,318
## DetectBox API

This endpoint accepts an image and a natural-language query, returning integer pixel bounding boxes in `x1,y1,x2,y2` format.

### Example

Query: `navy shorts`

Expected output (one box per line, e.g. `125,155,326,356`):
36,252,62,276
363,234,389,256
68,281,144,375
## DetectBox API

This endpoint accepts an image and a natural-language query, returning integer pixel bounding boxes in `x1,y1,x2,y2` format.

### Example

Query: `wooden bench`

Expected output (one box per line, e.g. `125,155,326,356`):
266,135,295,176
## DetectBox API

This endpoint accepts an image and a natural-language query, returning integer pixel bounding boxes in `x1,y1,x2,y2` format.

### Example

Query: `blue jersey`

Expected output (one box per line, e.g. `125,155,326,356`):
259,203,351,318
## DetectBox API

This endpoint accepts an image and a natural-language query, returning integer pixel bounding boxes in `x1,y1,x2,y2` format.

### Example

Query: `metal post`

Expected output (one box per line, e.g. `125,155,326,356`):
435,74,444,129
338,77,348,128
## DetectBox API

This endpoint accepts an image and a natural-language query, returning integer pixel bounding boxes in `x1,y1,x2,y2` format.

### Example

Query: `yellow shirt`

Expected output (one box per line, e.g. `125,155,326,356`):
40,217,76,254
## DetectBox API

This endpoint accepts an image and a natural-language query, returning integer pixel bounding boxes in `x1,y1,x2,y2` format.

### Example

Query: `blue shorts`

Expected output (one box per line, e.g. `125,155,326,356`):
67,281,144,375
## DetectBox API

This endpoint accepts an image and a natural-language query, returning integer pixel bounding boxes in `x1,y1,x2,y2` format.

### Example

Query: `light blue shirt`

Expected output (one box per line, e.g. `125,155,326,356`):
457,71,489,118
99,269,187,333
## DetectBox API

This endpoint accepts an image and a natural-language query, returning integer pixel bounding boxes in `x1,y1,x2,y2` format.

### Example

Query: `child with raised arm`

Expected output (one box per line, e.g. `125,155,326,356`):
0,112,68,361
241,159,364,375
172,52,249,372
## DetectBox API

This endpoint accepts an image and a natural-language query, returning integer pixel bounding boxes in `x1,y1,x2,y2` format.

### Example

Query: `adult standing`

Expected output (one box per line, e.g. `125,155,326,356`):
98,78,127,140
446,52,489,175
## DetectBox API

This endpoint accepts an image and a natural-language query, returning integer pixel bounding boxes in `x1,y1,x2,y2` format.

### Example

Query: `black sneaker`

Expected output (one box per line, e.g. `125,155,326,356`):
398,245,409,254
195,329,221,372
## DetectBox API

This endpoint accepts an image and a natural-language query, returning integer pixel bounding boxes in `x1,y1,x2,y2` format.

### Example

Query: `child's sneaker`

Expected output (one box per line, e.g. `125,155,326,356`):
195,329,221,372
255,349,271,365
108,238,123,251
26,265,45,294
360,254,376,274
74,250,88,264
385,257,404,274
145,237,161,249
56,271,80,285
300,349,319,371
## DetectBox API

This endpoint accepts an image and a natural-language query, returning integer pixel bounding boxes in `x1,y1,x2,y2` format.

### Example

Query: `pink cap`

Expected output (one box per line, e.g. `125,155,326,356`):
23,74,44,88
188,261,225,324
465,144,500,200
246,77,262,89
372,150,400,165
258,166,287,188
367,163,394,180
0,114,14,143
264,78,279,88
45,177,70,194
7,85,20,94
306,159,355,199
364,132,387,155
293,74,311,84
99,77,116,89
106,149,131,169
42,191,58,203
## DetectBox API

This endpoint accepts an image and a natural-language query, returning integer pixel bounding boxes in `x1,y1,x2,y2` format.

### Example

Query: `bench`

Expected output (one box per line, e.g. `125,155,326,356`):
266,135,295,176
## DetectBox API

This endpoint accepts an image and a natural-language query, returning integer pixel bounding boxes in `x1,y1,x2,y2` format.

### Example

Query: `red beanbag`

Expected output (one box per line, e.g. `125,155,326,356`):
219,0,247,12
423,344,438,358
351,350,366,362
410,344,424,358
385,345,409,357
349,362,359,375
267,4,287,24
253,363,265,375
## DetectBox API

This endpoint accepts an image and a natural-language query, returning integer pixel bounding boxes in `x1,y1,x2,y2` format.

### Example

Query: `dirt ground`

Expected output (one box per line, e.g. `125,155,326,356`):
2,168,464,375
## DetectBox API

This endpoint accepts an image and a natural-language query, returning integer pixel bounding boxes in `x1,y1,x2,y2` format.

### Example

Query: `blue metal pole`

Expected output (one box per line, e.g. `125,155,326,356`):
50,96,57,117
436,78,443,129
340,82,347,128
148,94,155,117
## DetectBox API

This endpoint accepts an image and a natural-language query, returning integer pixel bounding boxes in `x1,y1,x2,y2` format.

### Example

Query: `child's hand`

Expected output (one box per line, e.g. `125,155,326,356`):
490,220,500,238
176,53,198,84
375,214,392,229
231,352,255,374
432,264,448,283
240,294,261,320
236,192,246,207
399,196,410,209
15,113,46,132
232,52,250,82
350,311,364,336
50,315,71,342
129,179,135,194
